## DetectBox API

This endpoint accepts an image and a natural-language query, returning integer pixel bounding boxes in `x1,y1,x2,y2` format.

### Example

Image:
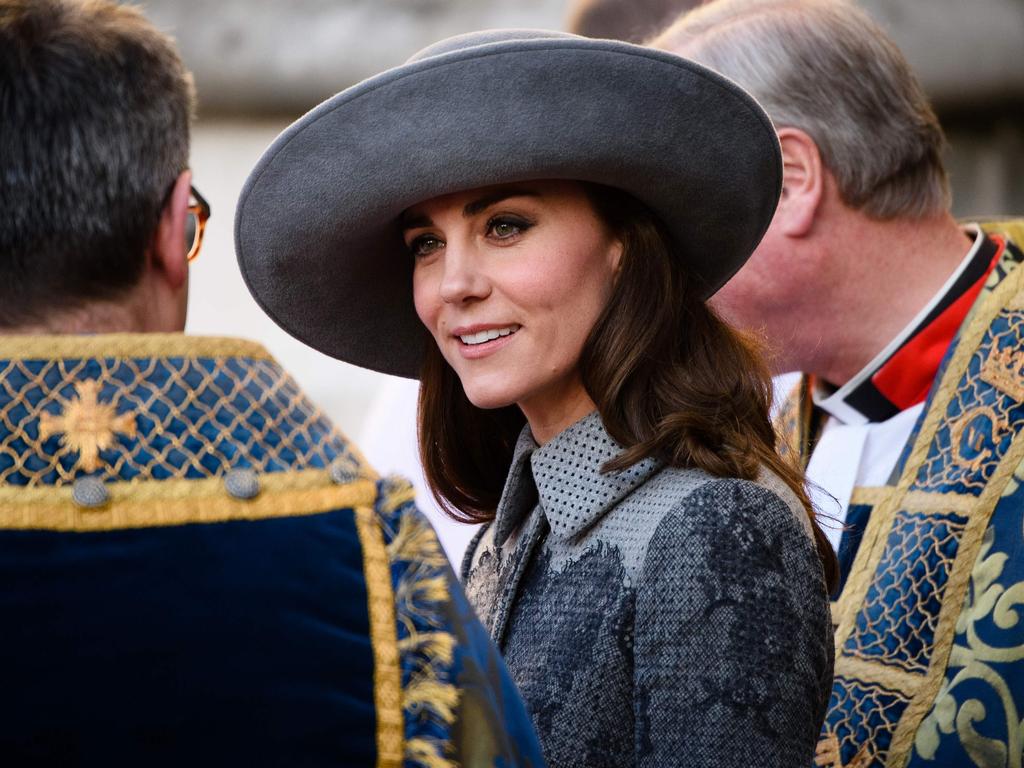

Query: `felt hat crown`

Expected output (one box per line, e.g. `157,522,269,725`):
235,29,782,378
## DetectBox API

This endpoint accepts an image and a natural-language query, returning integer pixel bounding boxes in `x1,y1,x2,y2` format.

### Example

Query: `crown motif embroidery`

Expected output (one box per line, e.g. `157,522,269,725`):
980,345,1024,403
38,380,136,472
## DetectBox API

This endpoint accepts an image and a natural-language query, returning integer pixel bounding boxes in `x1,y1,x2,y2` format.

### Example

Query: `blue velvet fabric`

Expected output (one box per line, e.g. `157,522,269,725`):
0,509,377,766
0,341,546,767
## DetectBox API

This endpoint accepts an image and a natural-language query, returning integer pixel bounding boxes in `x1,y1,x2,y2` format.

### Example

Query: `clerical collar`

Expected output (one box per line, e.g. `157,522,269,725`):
814,226,1002,425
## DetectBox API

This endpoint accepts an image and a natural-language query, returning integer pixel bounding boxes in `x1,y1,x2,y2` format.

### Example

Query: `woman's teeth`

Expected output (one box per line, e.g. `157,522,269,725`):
459,325,519,345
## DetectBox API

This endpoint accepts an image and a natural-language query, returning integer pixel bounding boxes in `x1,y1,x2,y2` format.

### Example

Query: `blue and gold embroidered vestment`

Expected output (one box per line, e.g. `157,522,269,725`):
0,334,544,767
779,222,1024,768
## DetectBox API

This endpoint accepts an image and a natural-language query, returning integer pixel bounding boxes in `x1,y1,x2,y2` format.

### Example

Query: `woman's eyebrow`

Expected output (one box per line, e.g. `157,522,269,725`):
400,187,540,231
463,188,540,217
399,211,432,231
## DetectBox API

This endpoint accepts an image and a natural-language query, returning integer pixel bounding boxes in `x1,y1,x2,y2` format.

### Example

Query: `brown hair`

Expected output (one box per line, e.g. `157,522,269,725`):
417,184,838,589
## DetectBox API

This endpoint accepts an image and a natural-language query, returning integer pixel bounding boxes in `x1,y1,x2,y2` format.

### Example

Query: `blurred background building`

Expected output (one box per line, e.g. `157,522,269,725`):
144,0,1024,558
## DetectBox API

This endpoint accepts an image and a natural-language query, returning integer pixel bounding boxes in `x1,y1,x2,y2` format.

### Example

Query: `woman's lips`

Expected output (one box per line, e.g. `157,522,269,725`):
457,324,520,345
454,325,520,359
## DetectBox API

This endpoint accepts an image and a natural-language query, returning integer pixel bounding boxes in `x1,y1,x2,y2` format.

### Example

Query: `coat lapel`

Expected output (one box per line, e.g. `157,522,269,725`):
467,428,541,645
489,508,550,649
487,413,661,647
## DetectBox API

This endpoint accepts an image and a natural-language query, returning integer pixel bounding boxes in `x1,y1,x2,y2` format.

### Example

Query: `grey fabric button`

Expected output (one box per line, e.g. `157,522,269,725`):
329,455,360,485
72,476,109,508
224,469,260,500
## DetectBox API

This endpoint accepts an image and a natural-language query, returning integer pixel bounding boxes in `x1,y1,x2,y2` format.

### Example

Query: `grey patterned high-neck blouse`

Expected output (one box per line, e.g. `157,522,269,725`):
462,411,833,768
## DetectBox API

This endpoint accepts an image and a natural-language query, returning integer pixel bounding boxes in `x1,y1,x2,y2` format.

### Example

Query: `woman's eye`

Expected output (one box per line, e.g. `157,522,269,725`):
487,216,531,241
491,221,519,238
409,235,443,258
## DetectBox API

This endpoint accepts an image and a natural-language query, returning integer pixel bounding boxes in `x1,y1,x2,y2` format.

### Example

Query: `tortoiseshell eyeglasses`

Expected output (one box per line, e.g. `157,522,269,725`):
184,185,210,262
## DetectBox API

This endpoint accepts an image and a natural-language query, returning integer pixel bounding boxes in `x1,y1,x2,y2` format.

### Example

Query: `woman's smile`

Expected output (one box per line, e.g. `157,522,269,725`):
452,323,521,358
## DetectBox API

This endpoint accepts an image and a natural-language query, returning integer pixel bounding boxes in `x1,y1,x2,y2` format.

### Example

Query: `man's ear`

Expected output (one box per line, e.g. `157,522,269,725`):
151,169,191,290
776,127,824,238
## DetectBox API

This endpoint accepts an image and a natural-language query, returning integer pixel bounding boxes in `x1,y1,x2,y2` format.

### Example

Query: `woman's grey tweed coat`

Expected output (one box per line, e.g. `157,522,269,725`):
462,412,834,768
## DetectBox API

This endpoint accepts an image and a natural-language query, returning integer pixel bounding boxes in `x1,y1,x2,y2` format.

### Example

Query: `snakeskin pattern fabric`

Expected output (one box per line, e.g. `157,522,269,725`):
464,412,833,767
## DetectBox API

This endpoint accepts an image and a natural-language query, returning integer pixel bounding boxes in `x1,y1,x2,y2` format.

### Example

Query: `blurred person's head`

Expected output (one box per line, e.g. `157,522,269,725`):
566,0,700,42
655,0,948,220
0,0,197,334
653,0,962,380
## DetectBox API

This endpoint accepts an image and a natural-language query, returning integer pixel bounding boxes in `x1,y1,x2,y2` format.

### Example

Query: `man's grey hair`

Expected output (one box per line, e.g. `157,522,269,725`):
653,0,950,220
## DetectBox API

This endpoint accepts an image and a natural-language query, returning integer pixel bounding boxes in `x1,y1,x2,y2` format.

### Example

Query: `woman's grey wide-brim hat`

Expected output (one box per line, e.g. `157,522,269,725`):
235,29,782,379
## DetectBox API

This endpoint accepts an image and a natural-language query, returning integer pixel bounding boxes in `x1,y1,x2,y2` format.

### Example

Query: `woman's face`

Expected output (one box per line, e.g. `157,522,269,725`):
406,180,622,427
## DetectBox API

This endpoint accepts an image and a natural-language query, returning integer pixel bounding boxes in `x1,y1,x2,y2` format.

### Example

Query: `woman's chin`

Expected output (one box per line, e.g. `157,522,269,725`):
461,384,521,411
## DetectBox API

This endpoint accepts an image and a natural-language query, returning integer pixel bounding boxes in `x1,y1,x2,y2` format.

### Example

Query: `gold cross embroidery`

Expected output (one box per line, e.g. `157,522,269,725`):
39,380,136,472
815,734,874,768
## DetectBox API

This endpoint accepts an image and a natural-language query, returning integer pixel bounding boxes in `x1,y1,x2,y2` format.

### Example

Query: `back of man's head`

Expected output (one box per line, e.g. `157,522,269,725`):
654,0,950,220
0,0,194,327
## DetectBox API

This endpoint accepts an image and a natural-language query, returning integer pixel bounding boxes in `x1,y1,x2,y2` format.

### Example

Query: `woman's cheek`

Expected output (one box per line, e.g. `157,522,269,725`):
411,272,438,331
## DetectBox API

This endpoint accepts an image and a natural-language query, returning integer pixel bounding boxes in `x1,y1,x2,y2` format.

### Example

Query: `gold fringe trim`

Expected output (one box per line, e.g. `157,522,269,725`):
396,575,451,610
354,505,405,768
386,510,450,569
380,475,417,516
383,498,462,767
0,471,376,531
405,738,457,768
405,677,460,723
397,631,456,666
0,333,272,361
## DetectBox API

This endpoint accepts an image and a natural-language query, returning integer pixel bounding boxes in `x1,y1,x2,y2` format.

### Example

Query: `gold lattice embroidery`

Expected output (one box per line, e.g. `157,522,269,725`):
844,509,969,675
979,345,1024,402
0,354,346,485
38,380,136,472
815,733,874,768
827,262,1024,768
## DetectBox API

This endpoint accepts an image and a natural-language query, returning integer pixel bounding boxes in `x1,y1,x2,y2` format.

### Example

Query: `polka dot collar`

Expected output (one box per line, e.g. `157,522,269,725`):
493,411,663,544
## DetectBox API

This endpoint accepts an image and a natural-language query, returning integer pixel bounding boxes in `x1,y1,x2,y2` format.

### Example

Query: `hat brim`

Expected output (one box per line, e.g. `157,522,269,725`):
235,37,781,379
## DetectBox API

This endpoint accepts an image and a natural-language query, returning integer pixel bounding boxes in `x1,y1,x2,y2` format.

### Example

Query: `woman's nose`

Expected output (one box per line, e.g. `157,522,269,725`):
438,242,490,304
